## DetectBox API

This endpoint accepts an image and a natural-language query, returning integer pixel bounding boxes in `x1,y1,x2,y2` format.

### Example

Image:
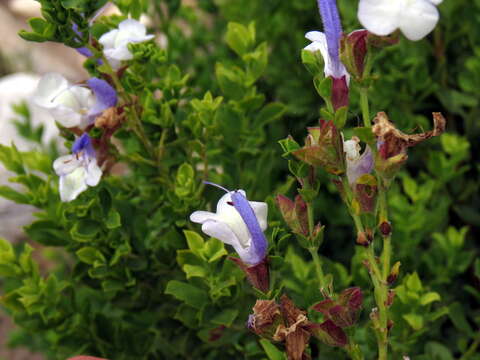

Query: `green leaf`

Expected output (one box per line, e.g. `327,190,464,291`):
175,163,195,198
76,247,106,265
448,302,473,335
259,339,286,360
420,292,441,306
334,106,348,129
203,238,227,263
183,264,207,279
225,22,254,56
424,342,454,360
106,210,122,229
18,244,34,274
0,238,15,263
215,63,246,99
0,186,30,204
184,230,205,258
211,309,239,326
314,76,332,99
353,127,376,145
165,280,208,309
406,272,423,292
255,102,286,128
70,220,101,242
403,313,424,330
0,144,25,174
24,220,68,246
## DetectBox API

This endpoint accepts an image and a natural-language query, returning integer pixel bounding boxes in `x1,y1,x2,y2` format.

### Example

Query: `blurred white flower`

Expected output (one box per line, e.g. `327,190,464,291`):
99,19,154,69
33,73,94,129
358,0,443,41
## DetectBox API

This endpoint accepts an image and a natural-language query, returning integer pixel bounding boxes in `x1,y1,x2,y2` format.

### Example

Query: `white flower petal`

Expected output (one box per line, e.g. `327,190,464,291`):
305,31,325,43
398,0,439,41
344,138,361,162
59,167,88,202
190,210,219,224
215,190,253,247
303,31,339,78
358,0,401,36
33,73,69,109
99,28,119,49
104,45,134,61
250,201,268,231
69,86,95,108
201,220,252,262
116,19,154,45
53,154,81,176
429,0,442,5
304,42,324,52
85,160,102,186
49,105,83,128
201,220,239,247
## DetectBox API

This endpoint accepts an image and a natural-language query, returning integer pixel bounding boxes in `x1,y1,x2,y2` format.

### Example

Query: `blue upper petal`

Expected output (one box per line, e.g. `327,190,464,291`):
87,78,118,119
72,133,96,158
231,191,267,265
317,0,343,78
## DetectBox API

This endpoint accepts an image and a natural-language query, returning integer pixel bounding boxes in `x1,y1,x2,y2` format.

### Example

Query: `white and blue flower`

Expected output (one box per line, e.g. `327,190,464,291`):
190,184,268,266
53,134,102,202
33,73,117,129
344,136,374,185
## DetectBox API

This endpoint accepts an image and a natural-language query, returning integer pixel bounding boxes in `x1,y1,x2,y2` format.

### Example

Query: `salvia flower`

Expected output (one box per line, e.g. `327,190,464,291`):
33,73,117,129
53,134,102,202
343,135,373,185
358,0,443,41
304,0,349,109
99,19,155,69
190,184,268,265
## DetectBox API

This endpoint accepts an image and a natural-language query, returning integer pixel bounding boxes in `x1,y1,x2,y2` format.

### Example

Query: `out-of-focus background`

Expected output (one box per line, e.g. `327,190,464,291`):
0,2,94,358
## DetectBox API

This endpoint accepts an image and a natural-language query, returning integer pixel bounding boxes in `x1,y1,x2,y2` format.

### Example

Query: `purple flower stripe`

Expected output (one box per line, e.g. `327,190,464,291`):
317,0,343,77
87,78,118,118
72,133,95,157
231,191,267,265
76,47,94,57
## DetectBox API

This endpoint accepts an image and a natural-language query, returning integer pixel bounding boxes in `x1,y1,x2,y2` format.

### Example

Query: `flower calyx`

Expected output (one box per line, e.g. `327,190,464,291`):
340,30,399,81
276,195,309,237
292,120,345,176
248,299,284,341
312,287,363,328
373,112,446,179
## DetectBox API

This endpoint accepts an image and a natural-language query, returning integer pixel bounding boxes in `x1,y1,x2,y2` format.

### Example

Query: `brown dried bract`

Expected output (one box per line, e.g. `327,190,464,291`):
251,300,281,332
95,107,121,129
373,112,446,159
276,295,311,360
